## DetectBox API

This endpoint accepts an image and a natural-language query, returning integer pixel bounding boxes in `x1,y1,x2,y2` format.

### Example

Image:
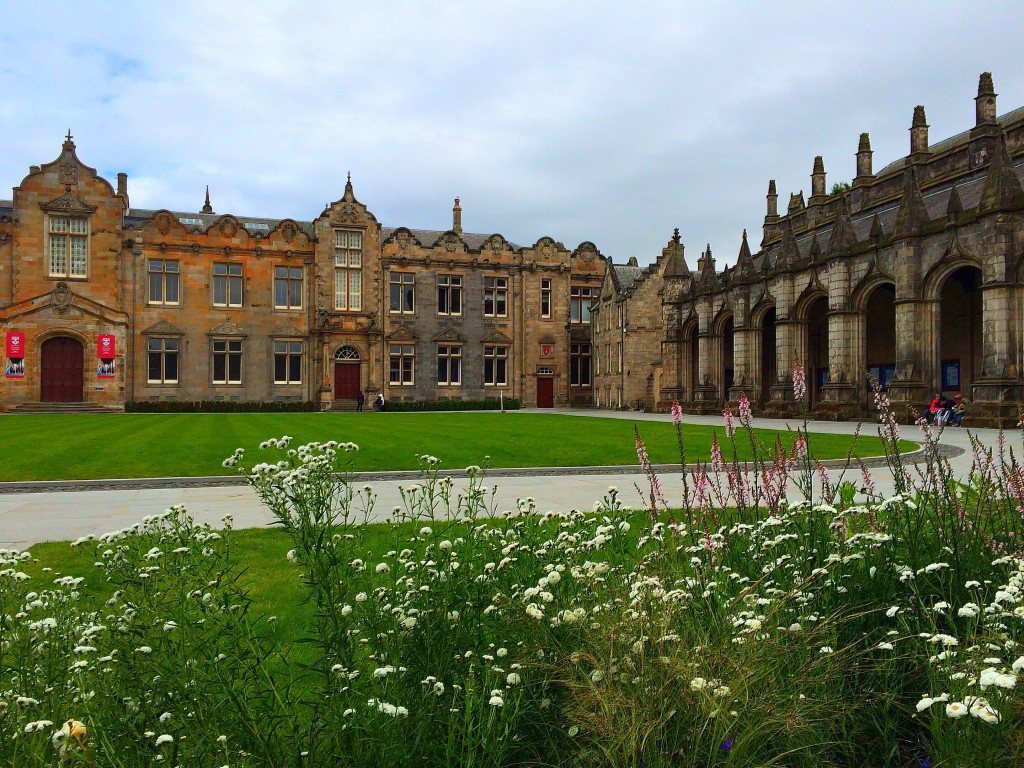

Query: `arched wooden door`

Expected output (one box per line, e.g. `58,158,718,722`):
41,337,84,402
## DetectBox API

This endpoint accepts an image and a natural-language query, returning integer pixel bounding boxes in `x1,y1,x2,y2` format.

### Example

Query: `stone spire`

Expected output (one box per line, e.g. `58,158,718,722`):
662,227,690,278
779,218,799,268
976,72,997,125
452,197,463,235
978,131,1024,214
201,185,213,214
893,166,928,237
735,229,752,272
946,185,963,222
828,196,856,255
869,213,884,245
855,132,873,185
910,106,929,158
810,155,827,199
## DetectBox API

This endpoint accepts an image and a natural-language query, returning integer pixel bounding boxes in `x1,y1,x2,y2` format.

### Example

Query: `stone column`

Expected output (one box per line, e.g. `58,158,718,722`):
820,257,860,417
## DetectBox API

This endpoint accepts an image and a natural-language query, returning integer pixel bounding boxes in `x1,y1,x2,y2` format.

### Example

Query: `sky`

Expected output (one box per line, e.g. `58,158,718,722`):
1,2,1022,267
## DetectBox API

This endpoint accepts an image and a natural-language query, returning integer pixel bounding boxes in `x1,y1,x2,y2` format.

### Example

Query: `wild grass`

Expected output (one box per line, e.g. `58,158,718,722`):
3,381,1023,766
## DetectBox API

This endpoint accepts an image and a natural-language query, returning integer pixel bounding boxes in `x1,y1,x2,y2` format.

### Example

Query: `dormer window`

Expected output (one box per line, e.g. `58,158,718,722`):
49,216,88,278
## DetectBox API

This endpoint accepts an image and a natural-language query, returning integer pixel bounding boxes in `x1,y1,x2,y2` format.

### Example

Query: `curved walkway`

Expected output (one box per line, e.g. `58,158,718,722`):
0,410,1010,551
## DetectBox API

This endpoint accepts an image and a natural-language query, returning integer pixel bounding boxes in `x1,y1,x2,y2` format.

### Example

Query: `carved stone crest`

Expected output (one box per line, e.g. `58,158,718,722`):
396,231,410,250
58,161,77,186
282,223,296,243
490,235,504,251
338,203,358,223
219,219,238,238
0,230,9,246
155,212,172,235
51,281,73,314
444,234,459,253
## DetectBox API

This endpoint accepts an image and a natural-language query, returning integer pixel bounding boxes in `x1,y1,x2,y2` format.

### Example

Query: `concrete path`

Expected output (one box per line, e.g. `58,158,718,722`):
1,409,1016,551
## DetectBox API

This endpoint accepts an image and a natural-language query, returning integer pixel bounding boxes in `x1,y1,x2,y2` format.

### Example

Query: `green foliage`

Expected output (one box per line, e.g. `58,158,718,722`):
830,181,852,196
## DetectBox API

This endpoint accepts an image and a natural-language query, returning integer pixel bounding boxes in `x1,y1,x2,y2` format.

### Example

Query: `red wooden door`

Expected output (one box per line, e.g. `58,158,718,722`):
41,337,84,402
537,377,554,408
334,363,361,399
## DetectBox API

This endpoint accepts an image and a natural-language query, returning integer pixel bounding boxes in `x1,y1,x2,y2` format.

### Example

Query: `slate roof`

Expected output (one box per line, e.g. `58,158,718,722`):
875,106,1024,178
121,208,522,251
762,160,1024,265
612,263,644,293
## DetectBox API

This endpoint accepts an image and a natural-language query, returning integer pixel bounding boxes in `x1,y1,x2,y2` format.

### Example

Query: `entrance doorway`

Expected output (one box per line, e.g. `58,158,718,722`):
806,297,829,408
537,377,554,408
41,337,84,402
334,346,361,400
938,267,982,395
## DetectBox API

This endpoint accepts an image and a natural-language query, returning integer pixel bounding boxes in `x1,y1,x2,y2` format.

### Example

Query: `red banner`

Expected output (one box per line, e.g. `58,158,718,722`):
6,332,24,358
98,334,116,359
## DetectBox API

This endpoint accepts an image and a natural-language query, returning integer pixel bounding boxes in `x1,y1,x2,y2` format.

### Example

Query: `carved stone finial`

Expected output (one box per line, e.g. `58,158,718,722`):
672,227,680,243
201,185,214,214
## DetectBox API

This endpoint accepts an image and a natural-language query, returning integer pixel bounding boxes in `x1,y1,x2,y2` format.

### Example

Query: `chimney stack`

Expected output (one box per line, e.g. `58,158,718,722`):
452,197,462,235
910,106,929,157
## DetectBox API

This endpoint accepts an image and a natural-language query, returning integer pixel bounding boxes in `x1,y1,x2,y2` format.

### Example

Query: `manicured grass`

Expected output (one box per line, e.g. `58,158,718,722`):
0,412,909,481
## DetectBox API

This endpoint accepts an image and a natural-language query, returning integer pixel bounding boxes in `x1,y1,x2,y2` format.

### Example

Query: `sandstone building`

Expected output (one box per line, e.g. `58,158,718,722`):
594,72,1024,427
0,139,604,411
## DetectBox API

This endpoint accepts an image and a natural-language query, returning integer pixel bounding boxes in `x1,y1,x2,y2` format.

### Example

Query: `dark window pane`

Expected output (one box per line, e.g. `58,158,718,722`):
289,355,301,383
165,352,178,382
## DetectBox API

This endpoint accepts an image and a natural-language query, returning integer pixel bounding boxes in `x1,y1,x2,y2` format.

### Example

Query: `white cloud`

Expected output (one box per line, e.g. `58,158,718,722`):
2,1,1022,265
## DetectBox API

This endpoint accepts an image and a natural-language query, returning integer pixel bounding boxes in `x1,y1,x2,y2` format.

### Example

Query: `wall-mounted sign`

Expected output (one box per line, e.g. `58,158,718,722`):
5,332,24,378
541,344,552,357
98,334,116,378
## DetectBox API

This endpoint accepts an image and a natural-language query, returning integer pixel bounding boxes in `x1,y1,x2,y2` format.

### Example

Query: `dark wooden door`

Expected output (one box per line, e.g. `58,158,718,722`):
334,363,361,399
41,337,84,402
537,377,554,408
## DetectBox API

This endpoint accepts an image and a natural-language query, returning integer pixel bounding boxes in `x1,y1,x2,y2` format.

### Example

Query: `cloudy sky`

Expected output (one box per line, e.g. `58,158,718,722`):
2,2,1021,266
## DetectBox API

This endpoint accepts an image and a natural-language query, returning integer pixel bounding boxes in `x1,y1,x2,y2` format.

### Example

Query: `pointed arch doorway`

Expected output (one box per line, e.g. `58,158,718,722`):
41,336,84,402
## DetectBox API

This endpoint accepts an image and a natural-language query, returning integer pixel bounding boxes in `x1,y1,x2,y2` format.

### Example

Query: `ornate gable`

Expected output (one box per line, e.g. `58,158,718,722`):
142,319,185,336
432,327,464,342
386,326,417,342
480,329,512,344
207,320,247,337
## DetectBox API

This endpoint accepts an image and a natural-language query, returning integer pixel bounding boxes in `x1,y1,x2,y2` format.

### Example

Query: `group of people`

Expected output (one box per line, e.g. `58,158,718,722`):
927,392,969,426
355,392,385,412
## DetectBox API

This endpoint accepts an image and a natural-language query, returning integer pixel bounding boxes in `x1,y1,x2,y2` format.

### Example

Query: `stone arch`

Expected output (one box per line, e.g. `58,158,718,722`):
850,270,897,313
922,255,983,302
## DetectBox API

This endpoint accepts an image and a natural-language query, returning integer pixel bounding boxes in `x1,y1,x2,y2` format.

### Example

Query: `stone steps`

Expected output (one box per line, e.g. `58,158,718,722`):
5,402,124,414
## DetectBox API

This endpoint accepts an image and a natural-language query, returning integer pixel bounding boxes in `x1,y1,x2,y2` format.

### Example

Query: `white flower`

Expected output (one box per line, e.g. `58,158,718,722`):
946,701,969,718
690,677,708,691
590,670,604,683
136,646,153,654
341,605,353,616
155,734,174,746
978,667,1016,690
489,694,504,707
355,592,367,602
163,621,178,632
568,725,580,737
958,603,980,617
885,606,900,618
159,712,172,723
375,563,390,574
507,672,521,685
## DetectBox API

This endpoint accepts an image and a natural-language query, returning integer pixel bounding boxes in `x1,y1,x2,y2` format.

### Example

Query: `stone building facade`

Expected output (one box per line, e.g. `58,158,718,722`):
0,137,604,411
653,73,1024,427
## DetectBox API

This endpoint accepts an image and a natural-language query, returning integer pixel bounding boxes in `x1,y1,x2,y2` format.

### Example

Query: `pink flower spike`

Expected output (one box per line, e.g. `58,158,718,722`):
671,400,683,428
738,392,752,425
793,362,807,400
723,405,736,439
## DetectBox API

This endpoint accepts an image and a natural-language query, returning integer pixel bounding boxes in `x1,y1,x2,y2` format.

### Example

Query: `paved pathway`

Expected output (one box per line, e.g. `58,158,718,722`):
0,410,1015,551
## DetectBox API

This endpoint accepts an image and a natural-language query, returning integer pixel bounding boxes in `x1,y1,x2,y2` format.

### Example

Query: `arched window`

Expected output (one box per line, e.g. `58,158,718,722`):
334,346,360,361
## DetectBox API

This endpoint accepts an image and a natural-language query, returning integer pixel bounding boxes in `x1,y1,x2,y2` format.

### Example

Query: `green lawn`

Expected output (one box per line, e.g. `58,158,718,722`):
0,412,909,481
